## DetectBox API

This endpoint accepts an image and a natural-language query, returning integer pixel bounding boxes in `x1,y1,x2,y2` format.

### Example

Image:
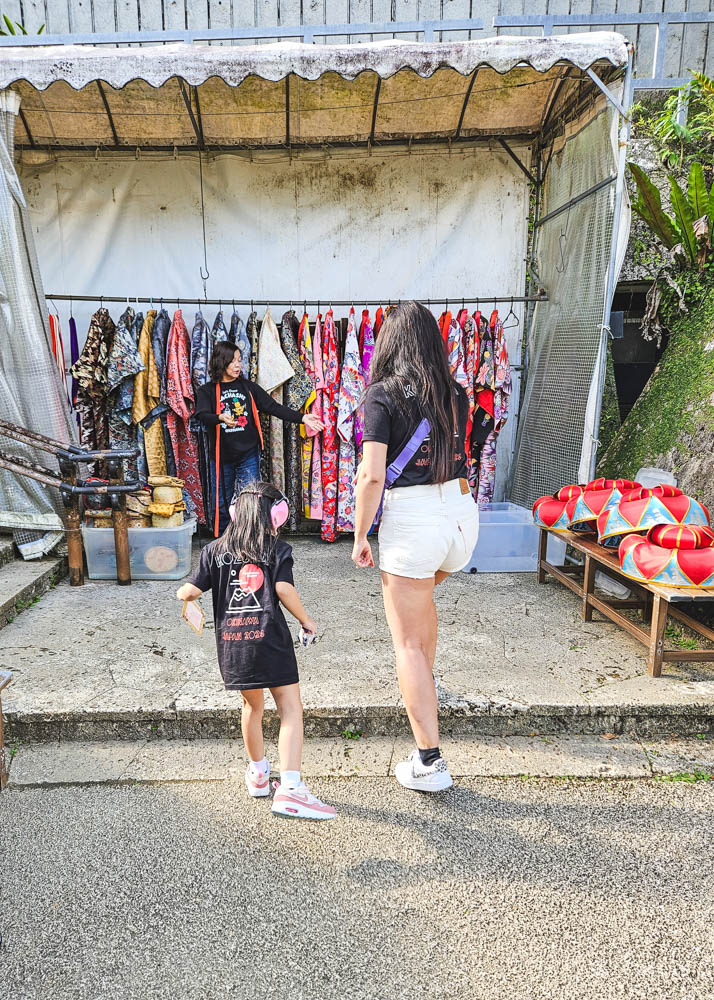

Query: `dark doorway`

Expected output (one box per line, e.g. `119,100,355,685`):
610,281,669,422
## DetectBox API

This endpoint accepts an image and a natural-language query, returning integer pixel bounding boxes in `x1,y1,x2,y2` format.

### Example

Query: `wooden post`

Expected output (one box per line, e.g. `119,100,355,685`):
537,528,548,584
583,554,596,622
648,594,668,678
108,457,131,586
58,458,84,587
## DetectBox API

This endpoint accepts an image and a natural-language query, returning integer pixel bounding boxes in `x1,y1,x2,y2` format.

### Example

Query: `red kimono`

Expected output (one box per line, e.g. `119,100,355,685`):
165,309,205,524
320,310,340,543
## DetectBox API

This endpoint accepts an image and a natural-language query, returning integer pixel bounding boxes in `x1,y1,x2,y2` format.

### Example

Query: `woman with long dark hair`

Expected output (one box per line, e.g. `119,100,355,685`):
352,300,479,792
195,341,323,536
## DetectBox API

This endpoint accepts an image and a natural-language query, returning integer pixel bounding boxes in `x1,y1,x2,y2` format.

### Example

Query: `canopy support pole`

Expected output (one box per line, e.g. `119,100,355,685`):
369,77,381,145
496,138,537,187
588,45,634,479
585,67,628,118
96,81,119,147
177,79,204,150
285,74,291,147
18,107,35,148
455,68,479,140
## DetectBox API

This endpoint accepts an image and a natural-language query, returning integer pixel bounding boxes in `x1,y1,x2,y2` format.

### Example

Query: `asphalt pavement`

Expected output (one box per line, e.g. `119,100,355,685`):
1,775,713,999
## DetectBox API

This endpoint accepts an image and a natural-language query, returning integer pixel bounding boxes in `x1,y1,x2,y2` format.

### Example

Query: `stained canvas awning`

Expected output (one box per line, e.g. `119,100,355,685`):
0,33,629,150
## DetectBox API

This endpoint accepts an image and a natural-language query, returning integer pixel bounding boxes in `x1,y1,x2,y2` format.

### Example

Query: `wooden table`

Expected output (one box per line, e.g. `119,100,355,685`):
537,528,714,678
0,669,11,790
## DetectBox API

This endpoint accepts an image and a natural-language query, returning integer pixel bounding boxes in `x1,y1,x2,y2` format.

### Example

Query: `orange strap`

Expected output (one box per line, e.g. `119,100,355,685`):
249,392,264,450
214,383,222,536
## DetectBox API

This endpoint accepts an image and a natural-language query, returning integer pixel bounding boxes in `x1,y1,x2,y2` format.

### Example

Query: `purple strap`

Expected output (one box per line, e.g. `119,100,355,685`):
372,418,431,530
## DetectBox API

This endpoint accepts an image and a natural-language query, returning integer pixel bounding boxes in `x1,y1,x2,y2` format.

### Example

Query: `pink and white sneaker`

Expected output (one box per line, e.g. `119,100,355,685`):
245,764,270,798
271,781,337,821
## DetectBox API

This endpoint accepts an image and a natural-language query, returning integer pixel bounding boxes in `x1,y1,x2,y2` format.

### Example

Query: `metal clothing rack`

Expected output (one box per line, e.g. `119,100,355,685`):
46,293,547,307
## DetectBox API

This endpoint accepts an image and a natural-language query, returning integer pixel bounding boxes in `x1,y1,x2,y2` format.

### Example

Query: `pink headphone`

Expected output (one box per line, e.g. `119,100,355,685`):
229,487,289,531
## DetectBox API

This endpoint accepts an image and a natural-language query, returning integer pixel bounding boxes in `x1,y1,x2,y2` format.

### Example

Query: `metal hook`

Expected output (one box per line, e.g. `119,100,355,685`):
251,299,254,314
304,299,307,316
69,294,73,316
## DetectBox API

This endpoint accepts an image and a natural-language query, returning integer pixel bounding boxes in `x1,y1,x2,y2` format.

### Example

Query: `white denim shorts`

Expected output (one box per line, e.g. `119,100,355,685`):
378,479,480,579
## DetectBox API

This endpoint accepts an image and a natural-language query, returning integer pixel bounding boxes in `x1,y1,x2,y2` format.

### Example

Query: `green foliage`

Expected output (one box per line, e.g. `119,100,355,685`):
0,14,44,34
637,74,714,170
629,162,679,249
629,160,711,266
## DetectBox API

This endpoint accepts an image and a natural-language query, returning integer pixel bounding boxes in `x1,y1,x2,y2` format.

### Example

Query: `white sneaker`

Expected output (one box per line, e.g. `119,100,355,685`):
271,781,337,820
394,749,453,792
245,763,270,797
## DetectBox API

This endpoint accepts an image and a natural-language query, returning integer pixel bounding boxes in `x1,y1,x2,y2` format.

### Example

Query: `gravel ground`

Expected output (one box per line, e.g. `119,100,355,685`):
1,777,713,999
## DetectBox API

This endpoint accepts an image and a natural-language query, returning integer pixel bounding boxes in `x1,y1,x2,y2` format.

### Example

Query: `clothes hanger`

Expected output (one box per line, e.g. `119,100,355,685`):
503,298,519,329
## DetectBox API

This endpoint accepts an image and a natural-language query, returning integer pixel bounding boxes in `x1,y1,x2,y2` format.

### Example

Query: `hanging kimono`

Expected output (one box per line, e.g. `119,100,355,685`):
446,317,470,397
336,309,366,534
256,306,294,488
229,310,251,376
132,309,167,478
166,309,204,524
308,314,324,520
320,309,340,543
374,307,384,337
298,313,318,519
280,310,313,530
212,310,229,347
190,311,211,422
106,306,144,476
474,311,512,507
360,310,375,384
247,310,259,383
152,308,176,476
69,307,115,466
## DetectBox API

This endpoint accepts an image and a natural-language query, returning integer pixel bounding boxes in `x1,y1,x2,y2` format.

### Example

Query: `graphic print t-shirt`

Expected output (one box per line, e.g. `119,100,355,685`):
194,379,303,463
187,539,298,690
362,380,469,488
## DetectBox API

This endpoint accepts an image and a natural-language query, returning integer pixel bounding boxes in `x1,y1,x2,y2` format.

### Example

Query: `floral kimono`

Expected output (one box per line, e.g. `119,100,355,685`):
280,310,313,530
298,313,318,518
166,309,204,523
229,310,251,376
360,309,375,388
257,306,295,488
106,306,144,476
308,314,325,520
474,312,512,507
69,307,115,466
152,308,175,476
132,310,167,478
336,309,366,534
320,310,340,542
446,317,470,398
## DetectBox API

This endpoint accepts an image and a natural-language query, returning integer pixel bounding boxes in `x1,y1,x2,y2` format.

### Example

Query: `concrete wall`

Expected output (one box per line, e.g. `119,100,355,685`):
4,0,714,82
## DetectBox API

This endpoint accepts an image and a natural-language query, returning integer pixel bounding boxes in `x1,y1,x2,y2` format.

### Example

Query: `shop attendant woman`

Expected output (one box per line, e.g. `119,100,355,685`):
352,300,479,792
195,341,323,536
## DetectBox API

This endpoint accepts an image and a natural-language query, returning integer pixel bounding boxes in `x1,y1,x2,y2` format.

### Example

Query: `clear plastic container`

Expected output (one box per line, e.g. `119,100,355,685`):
81,517,197,580
635,466,677,489
462,502,566,574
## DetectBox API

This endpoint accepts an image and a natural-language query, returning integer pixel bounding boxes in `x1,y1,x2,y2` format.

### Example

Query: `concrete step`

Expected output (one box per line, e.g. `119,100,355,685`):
0,554,68,630
5,735,714,788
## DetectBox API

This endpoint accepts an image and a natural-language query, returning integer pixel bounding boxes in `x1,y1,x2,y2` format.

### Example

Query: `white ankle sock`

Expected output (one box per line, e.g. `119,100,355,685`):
281,770,301,789
250,757,269,775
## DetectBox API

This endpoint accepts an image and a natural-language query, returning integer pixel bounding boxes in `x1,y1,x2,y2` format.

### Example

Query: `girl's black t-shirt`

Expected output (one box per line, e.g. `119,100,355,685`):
194,379,303,463
187,538,299,690
362,380,469,488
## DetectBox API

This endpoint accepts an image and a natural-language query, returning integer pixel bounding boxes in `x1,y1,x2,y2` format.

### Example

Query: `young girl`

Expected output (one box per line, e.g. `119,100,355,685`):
176,481,336,821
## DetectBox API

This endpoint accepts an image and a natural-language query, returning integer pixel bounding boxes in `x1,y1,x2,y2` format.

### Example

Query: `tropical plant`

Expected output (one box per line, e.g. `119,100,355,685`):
643,72,714,169
629,160,713,268
0,14,44,34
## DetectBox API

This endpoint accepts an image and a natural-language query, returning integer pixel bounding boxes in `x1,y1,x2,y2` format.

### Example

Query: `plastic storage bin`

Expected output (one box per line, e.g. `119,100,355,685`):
462,502,566,573
81,517,197,580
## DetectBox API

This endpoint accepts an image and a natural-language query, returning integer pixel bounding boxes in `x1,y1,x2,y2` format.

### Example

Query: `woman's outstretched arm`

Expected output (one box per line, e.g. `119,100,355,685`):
352,441,387,568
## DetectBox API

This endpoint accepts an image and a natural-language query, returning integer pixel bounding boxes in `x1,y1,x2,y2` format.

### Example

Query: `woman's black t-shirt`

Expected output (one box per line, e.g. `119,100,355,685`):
362,380,469,488
194,379,303,463
187,538,299,690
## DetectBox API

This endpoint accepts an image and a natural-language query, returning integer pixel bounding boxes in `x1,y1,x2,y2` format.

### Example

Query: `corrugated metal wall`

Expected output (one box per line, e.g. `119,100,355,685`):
3,1,714,80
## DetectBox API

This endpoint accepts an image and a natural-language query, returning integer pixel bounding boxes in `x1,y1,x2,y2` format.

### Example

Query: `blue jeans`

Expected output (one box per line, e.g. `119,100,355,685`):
210,447,260,536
